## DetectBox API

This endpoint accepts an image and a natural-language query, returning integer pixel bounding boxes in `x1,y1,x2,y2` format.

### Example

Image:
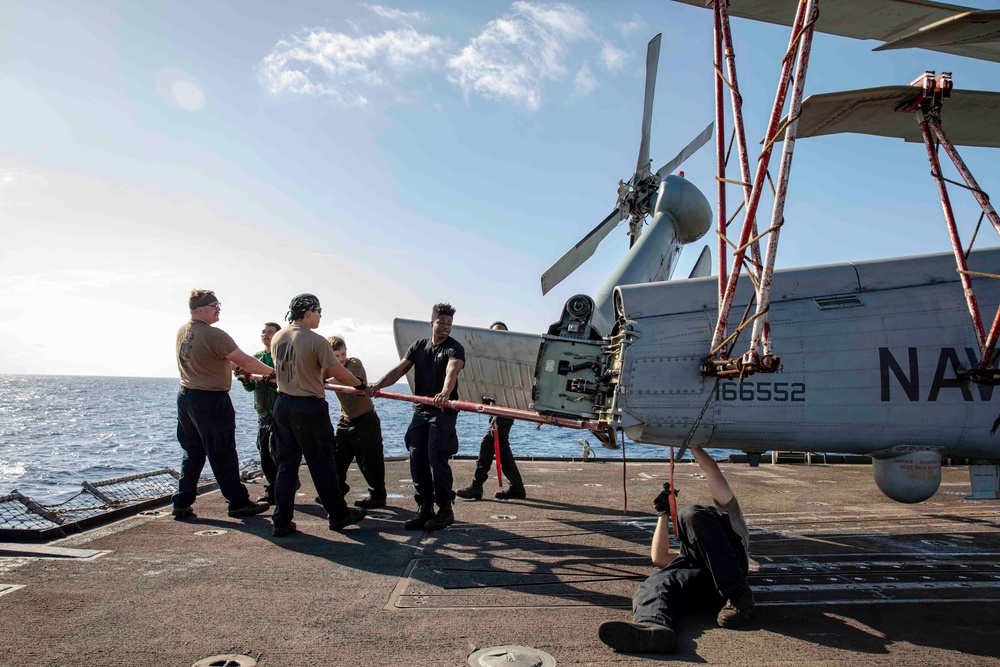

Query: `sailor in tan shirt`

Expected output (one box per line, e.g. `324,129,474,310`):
173,289,274,520
268,293,368,537
328,336,386,509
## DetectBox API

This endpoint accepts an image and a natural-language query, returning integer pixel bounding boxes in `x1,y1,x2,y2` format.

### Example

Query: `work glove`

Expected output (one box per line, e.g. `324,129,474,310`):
653,482,679,516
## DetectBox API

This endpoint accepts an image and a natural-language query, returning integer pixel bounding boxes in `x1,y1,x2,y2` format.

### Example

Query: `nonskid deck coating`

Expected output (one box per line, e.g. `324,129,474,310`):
0,459,998,666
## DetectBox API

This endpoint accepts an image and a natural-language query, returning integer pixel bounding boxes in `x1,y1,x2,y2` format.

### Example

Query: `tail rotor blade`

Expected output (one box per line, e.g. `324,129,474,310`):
654,121,715,180
635,34,662,175
541,208,622,295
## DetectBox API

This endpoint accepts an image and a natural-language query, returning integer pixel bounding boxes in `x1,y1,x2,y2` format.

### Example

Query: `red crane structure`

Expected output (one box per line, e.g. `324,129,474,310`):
690,0,1000,384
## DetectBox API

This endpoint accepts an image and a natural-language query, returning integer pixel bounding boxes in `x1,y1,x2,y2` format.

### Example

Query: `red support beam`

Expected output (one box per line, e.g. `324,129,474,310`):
709,0,810,358
917,112,989,356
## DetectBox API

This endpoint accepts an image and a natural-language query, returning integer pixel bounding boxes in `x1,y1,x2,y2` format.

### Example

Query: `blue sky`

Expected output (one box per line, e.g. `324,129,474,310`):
2,0,997,377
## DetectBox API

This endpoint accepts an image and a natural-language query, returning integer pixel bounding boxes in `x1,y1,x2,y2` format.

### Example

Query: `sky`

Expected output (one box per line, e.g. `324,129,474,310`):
1,0,998,378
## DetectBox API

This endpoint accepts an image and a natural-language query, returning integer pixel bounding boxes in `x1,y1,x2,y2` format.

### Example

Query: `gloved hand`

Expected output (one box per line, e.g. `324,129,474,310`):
653,482,678,516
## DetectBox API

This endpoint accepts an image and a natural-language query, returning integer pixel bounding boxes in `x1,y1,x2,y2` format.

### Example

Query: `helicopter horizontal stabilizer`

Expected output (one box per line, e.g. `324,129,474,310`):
392,318,539,410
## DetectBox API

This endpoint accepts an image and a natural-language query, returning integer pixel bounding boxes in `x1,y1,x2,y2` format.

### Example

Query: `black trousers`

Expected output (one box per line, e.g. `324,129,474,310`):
404,407,458,508
173,388,251,509
271,393,348,526
256,414,277,489
334,409,386,497
632,504,749,629
471,417,523,488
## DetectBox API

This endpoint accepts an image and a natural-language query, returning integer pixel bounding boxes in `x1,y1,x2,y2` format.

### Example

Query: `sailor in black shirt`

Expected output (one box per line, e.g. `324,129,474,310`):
369,303,465,532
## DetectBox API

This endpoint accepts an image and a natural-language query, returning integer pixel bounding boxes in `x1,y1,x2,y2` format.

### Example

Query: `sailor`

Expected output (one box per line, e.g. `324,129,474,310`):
269,294,367,537
368,303,465,532
598,446,754,653
173,289,273,520
456,321,526,501
327,335,387,509
235,322,282,504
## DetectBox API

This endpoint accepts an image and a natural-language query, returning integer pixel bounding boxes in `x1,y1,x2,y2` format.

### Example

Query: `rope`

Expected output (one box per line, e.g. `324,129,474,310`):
712,61,738,97
725,126,737,169
959,269,1000,280
708,308,767,359
728,297,761,361
716,176,750,188
766,169,778,197
930,169,990,198
965,211,985,260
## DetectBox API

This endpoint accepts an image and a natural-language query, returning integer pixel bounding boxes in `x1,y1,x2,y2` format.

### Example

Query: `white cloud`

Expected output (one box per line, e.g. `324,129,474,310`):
574,63,596,95
261,2,610,110
258,27,445,107
600,43,628,72
155,68,207,111
618,19,644,35
366,4,430,25
446,2,595,110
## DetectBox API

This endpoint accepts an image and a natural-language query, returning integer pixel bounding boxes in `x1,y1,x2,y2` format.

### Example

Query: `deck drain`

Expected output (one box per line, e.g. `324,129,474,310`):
490,515,517,521
583,483,603,487
468,645,555,667
139,510,167,516
192,655,257,667
194,530,228,537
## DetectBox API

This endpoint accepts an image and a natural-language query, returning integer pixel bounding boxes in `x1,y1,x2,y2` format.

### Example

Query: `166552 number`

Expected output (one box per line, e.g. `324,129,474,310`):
715,381,805,402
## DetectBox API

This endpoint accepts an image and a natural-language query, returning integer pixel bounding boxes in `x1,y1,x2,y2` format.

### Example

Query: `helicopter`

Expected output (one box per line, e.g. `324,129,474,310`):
392,0,1000,505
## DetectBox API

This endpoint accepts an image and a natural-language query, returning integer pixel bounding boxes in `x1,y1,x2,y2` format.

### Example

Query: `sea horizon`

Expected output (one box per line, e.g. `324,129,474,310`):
0,374,708,505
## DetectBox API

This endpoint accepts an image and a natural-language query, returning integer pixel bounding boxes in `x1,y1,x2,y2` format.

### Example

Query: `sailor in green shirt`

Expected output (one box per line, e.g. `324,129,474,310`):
237,322,281,503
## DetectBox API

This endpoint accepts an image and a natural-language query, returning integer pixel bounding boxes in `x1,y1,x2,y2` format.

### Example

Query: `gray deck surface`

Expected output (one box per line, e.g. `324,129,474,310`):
1,459,999,666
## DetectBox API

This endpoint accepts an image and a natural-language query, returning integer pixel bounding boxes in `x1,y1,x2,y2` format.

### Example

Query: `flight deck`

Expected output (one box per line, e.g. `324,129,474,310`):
0,458,998,666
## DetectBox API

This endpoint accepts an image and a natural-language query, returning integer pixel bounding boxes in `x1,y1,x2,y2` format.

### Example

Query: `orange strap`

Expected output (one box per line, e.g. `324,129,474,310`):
493,423,503,489
668,446,679,537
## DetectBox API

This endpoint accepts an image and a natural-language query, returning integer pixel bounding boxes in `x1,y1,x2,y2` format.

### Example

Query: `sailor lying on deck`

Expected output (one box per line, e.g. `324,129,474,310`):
598,446,754,654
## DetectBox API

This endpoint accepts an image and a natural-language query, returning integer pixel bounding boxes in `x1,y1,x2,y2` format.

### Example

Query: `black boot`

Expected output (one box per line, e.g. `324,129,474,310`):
717,585,754,628
455,481,483,500
355,492,387,509
425,504,455,532
495,486,526,500
404,504,435,531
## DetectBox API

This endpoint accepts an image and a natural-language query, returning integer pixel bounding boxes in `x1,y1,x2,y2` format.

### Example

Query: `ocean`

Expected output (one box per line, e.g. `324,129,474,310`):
0,374,714,504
